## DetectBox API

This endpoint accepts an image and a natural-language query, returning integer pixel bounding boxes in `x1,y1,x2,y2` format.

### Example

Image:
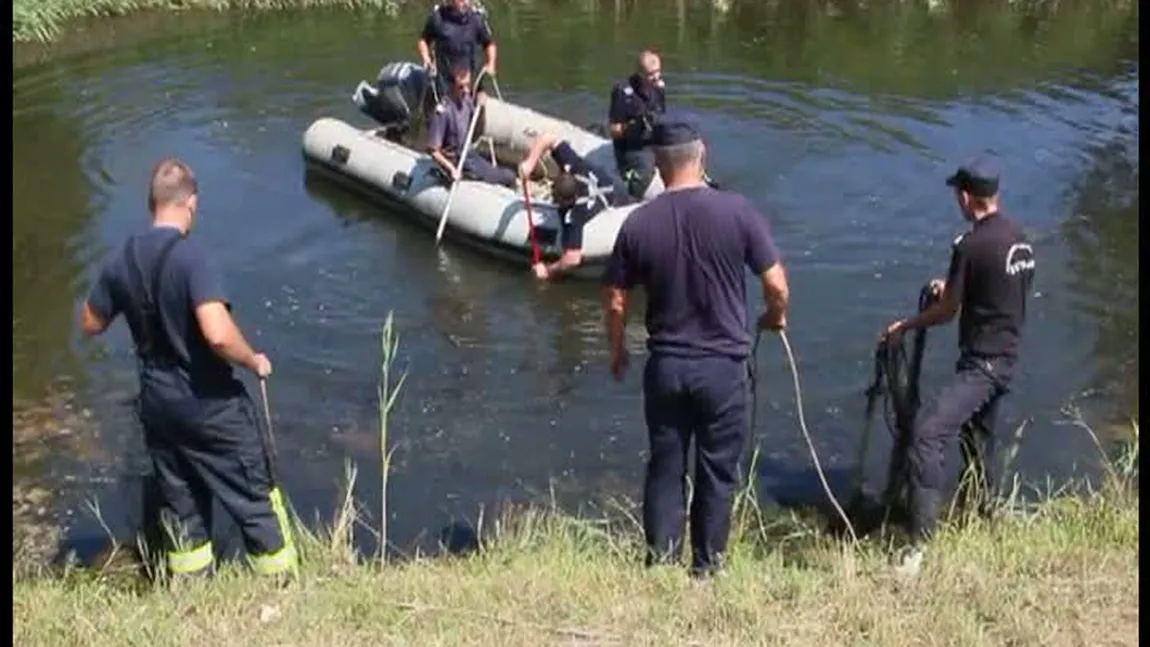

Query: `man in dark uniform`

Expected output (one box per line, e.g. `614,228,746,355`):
602,114,791,577
608,49,666,200
883,154,1036,574
426,65,517,190
517,131,632,281
417,0,498,108
79,158,298,578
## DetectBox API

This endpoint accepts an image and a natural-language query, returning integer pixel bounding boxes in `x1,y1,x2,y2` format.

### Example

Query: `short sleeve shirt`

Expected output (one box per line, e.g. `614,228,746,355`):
944,212,1036,358
86,226,243,398
603,186,780,360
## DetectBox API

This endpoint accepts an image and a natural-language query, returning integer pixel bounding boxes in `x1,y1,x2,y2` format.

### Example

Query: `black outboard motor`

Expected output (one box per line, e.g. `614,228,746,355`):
352,61,430,134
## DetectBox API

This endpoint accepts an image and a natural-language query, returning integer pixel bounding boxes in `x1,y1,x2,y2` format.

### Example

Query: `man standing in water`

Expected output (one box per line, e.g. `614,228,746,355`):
79,158,298,579
883,154,1036,575
602,114,790,577
418,0,498,109
608,49,667,200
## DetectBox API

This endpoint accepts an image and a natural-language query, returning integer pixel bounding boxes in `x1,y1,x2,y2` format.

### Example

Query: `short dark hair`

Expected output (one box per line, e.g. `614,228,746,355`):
552,173,580,205
148,157,197,212
451,64,471,82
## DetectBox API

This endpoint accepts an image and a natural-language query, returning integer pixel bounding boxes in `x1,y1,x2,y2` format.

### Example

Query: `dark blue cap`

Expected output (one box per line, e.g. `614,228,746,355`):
651,113,702,147
946,154,1001,198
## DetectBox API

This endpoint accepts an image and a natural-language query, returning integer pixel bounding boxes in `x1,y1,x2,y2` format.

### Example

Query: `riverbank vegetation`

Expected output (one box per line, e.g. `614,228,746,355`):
12,317,1140,646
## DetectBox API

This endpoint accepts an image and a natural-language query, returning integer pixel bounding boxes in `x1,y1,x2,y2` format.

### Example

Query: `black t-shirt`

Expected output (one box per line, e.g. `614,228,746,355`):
944,212,1036,358
551,141,629,250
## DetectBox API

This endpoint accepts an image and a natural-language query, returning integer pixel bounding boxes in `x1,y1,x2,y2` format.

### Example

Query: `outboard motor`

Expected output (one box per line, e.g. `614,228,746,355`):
352,61,430,133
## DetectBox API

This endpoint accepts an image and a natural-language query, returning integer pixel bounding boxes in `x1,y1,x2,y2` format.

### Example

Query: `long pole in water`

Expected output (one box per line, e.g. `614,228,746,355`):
521,181,542,265
434,71,489,246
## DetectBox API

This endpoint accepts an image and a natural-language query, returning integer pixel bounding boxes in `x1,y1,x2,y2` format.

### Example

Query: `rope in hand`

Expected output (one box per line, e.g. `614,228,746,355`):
777,330,860,546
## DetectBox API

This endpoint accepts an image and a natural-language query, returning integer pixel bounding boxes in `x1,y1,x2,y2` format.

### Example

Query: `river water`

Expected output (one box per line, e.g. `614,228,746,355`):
12,0,1139,558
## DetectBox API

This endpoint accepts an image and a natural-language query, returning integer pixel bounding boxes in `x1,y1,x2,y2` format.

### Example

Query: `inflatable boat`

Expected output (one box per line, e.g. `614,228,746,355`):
301,61,664,278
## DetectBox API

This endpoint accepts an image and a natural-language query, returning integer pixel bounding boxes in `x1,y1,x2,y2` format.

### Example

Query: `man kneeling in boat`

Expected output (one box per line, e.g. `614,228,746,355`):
518,132,631,281
426,64,518,190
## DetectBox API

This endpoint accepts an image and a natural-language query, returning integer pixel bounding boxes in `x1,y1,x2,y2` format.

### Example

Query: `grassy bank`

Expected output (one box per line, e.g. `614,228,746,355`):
13,316,1141,646
12,464,1140,646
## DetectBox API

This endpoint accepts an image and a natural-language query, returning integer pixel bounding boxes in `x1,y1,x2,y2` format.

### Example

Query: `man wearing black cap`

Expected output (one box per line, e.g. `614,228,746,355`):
602,112,790,578
883,154,1036,574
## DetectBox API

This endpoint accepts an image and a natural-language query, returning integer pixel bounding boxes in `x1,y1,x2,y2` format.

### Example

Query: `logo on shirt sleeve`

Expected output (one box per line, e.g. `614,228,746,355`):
1004,243,1036,276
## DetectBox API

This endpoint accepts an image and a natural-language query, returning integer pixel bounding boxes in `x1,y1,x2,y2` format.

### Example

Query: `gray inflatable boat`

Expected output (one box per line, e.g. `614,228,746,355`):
301,61,664,277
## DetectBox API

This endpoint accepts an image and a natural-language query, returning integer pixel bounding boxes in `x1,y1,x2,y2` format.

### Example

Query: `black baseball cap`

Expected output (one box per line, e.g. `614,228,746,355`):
946,154,1001,198
651,112,702,147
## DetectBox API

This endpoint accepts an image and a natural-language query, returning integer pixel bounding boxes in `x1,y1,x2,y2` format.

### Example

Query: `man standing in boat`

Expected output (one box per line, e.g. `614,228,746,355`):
608,49,666,200
427,64,518,190
417,0,498,110
602,114,790,578
517,132,633,281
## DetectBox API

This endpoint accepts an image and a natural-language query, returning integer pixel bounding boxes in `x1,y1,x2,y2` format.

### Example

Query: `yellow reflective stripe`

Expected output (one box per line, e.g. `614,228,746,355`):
168,542,213,574
250,544,299,575
269,488,296,552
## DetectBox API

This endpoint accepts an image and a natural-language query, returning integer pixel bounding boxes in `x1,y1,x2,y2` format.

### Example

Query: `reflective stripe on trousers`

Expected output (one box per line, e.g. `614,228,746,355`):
250,489,299,576
168,541,214,574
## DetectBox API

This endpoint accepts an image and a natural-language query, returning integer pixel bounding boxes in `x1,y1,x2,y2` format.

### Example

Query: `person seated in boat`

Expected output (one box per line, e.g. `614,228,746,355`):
608,48,666,201
517,131,632,281
426,64,518,190
418,0,498,112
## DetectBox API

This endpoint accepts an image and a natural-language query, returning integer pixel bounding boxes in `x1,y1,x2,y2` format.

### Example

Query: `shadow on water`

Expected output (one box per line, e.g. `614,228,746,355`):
14,0,1140,564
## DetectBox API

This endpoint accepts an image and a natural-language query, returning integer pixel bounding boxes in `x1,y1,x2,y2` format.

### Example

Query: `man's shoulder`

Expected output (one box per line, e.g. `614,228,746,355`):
168,235,213,270
610,79,633,97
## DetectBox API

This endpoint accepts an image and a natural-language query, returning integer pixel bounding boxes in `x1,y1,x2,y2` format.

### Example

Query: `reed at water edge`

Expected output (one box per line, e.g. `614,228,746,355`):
11,309,1140,647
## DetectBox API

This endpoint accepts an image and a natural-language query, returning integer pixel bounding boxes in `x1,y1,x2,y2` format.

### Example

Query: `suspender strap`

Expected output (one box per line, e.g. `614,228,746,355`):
125,232,184,369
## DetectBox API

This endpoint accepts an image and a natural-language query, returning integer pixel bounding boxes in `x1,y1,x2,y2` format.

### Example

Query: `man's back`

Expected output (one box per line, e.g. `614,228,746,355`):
952,212,1035,358
606,186,780,360
90,226,241,399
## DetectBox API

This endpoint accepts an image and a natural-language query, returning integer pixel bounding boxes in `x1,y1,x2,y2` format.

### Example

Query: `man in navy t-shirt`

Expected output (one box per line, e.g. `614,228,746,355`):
417,0,498,108
79,158,297,579
517,131,631,281
883,154,1036,574
602,114,791,577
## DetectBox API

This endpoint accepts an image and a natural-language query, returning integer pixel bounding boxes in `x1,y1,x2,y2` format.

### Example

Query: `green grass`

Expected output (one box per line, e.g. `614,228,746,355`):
12,313,1141,646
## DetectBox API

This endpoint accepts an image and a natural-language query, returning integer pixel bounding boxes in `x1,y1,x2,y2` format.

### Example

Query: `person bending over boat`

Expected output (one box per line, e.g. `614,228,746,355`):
418,0,498,110
608,49,666,200
426,65,517,190
518,132,631,281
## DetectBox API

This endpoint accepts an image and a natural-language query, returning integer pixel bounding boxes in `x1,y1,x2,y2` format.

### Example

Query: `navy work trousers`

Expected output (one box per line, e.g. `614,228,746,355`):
459,151,517,189
138,372,291,575
642,353,749,574
616,148,656,200
908,354,1016,540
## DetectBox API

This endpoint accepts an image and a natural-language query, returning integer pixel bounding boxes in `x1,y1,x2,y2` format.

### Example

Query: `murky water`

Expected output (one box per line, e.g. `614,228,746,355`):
13,0,1138,556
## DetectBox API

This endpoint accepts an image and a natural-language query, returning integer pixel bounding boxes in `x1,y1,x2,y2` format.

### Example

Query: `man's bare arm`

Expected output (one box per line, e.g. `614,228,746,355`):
195,301,261,372
80,302,111,337
759,262,790,326
603,285,629,352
